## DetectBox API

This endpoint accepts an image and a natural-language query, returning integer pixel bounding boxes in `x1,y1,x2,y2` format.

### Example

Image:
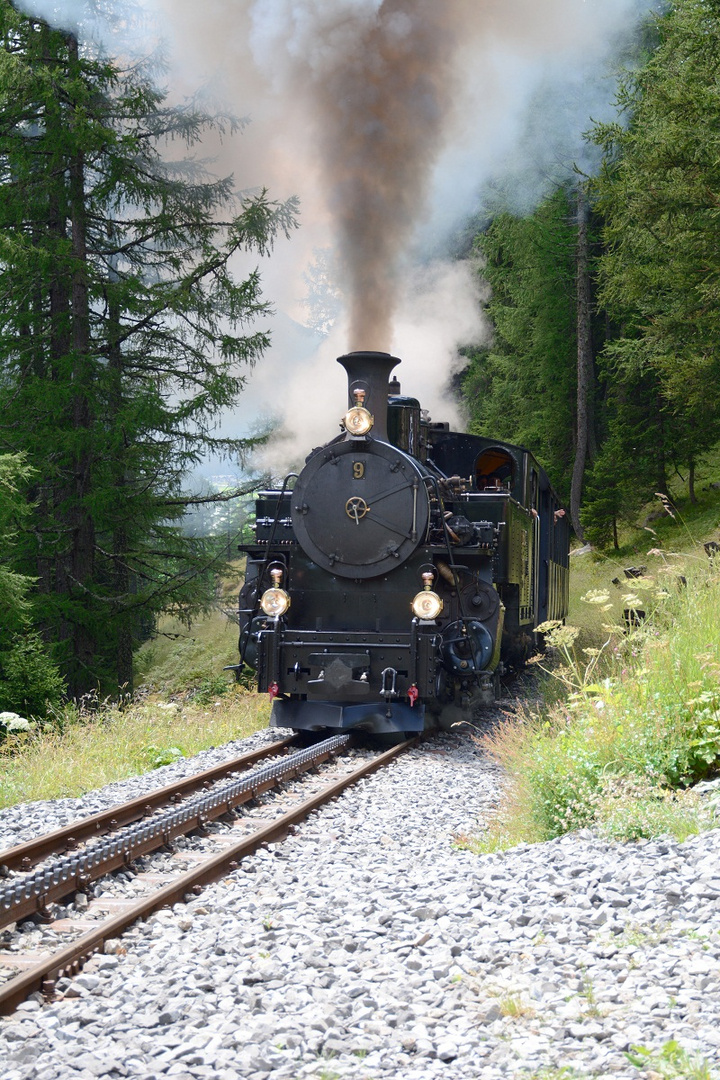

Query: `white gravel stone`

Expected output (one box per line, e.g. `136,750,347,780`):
1,726,720,1079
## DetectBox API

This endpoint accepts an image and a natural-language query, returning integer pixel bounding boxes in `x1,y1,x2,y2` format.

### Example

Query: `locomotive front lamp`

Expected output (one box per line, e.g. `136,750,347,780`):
411,571,443,620
343,389,374,436
260,568,291,617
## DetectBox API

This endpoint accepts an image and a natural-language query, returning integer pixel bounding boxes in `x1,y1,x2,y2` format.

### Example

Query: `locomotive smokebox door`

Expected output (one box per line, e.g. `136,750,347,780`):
291,439,430,578
291,351,432,579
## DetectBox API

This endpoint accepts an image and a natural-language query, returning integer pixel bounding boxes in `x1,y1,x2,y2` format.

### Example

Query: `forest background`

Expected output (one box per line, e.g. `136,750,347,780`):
1,0,719,719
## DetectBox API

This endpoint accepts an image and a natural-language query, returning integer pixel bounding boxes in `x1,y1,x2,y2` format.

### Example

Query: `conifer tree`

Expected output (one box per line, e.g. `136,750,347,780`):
590,0,720,508
463,186,582,505
0,2,296,695
0,452,65,717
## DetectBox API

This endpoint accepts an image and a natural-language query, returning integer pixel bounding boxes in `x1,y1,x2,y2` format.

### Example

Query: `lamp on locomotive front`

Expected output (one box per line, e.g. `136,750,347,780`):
259,567,291,618
343,388,374,437
411,571,443,621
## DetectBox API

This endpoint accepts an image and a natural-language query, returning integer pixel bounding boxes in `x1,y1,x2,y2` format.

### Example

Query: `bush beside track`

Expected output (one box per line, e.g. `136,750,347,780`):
466,503,720,850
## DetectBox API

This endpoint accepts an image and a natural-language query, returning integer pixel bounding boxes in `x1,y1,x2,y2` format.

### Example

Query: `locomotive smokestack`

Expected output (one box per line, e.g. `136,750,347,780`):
338,351,400,443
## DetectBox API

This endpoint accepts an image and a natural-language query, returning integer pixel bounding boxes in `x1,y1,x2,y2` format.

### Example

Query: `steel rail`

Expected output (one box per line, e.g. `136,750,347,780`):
0,736,348,929
0,737,297,876
0,737,415,1015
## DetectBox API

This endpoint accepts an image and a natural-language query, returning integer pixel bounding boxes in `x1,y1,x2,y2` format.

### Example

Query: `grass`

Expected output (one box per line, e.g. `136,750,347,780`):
598,444,720,563
497,993,536,1019
0,576,271,809
134,563,244,692
465,485,720,850
626,1039,719,1079
514,1041,720,1080
0,689,270,808
568,460,720,646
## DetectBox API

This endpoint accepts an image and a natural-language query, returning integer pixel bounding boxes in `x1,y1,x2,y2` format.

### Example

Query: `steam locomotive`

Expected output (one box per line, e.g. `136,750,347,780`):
237,351,569,736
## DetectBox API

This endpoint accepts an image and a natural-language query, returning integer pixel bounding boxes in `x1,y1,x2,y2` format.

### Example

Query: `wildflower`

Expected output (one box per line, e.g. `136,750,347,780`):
541,624,580,649
581,589,612,605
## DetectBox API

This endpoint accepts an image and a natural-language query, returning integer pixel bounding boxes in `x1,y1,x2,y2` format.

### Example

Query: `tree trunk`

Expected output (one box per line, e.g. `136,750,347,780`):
655,392,668,495
570,188,594,540
108,257,135,696
65,34,96,693
39,22,71,603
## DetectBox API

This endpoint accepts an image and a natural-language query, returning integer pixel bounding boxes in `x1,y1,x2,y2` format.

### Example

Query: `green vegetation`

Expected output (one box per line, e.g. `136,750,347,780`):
0,584,269,807
464,185,579,507
626,1039,719,1080
0,683,270,809
465,0,720,548
468,491,720,849
0,453,65,720
0,3,294,702
591,0,720,511
497,993,535,1020
135,593,244,694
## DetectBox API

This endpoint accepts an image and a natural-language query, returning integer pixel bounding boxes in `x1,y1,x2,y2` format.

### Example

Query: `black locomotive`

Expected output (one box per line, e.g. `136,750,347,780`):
238,351,569,735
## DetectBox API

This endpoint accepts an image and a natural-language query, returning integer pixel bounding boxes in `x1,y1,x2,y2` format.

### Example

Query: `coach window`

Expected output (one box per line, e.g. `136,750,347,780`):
474,448,515,492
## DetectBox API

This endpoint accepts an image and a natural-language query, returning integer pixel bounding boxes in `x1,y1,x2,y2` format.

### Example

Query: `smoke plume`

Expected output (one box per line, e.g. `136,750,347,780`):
255,1,463,350
13,0,653,471
244,0,649,353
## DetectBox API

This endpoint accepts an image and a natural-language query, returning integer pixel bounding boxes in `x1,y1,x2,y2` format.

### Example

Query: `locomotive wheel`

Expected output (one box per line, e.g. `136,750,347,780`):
368,731,413,748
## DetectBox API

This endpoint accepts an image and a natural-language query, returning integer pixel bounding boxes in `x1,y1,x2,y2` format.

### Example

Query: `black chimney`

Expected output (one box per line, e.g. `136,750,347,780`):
337,351,401,442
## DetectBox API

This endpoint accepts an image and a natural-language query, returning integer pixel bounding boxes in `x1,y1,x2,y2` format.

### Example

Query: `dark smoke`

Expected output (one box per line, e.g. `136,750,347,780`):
310,1,462,349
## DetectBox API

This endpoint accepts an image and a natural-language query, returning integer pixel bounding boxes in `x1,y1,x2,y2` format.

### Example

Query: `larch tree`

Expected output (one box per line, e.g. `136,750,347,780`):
570,186,595,540
0,2,297,696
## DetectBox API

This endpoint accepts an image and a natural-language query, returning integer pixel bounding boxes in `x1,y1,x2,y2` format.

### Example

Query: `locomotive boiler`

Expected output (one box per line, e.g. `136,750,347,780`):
237,351,569,736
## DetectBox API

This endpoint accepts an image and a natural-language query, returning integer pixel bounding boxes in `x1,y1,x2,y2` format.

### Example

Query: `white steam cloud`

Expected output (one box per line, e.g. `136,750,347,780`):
15,0,653,476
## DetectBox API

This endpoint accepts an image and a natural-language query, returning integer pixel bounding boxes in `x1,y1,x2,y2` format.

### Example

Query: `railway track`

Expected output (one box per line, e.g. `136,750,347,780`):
0,735,298,876
0,733,415,1015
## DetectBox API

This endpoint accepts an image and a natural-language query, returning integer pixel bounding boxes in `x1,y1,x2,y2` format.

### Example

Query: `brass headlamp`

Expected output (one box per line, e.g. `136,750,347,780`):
411,571,443,621
343,389,374,436
260,567,291,617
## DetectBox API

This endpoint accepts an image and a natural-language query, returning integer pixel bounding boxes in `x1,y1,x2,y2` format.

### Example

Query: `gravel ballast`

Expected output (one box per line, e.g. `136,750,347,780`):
1,728,720,1080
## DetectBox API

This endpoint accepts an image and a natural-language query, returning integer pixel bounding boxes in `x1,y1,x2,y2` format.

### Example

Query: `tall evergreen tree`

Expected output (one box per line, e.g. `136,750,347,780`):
463,185,582,505
590,0,720,508
0,2,296,695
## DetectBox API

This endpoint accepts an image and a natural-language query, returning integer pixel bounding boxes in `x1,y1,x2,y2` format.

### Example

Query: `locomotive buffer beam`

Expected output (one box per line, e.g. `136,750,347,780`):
307,653,371,697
